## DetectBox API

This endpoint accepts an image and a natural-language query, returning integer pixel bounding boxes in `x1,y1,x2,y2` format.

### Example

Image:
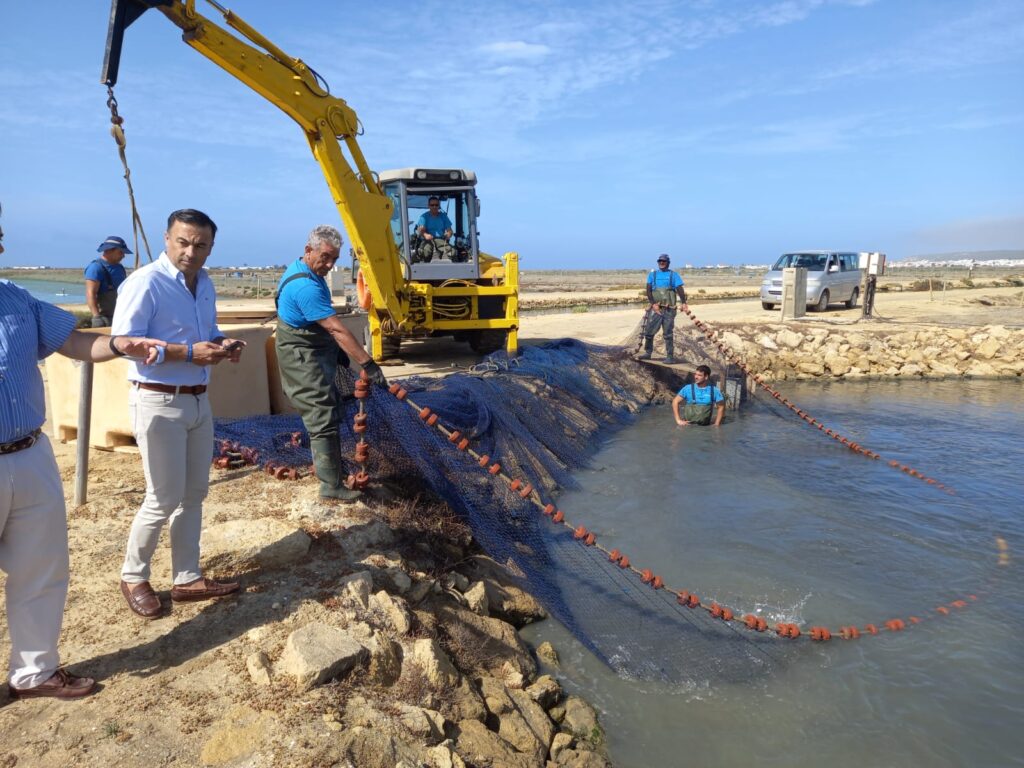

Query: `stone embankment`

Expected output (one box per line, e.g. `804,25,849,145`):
712,323,1024,381
193,503,611,768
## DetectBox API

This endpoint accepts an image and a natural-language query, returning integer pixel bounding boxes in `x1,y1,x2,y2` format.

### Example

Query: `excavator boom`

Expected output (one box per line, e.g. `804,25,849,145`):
102,0,519,358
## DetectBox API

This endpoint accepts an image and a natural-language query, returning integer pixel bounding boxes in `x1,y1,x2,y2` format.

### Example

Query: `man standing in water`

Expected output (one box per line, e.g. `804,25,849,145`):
673,365,725,427
84,235,130,327
638,253,687,363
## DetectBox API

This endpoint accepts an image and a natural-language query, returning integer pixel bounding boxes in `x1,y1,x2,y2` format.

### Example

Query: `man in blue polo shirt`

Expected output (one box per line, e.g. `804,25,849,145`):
414,196,455,262
84,235,130,327
639,253,687,363
672,365,726,427
275,225,387,501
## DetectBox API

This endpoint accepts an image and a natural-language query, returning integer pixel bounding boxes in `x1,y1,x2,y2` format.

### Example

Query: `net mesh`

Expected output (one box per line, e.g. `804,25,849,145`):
215,336,794,683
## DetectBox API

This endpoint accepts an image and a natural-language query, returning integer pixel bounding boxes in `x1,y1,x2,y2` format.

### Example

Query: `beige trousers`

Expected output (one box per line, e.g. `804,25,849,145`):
0,435,70,688
121,388,213,586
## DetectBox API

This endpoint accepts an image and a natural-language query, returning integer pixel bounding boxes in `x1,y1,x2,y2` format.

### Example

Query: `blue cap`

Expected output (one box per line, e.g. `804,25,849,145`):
97,236,132,254
657,253,670,264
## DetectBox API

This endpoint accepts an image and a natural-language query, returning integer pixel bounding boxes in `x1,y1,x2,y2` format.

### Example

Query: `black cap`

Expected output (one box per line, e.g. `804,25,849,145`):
657,253,670,264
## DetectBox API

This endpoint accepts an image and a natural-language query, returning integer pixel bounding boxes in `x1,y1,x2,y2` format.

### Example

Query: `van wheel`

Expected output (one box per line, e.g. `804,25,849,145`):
813,290,830,312
845,287,859,309
761,302,776,310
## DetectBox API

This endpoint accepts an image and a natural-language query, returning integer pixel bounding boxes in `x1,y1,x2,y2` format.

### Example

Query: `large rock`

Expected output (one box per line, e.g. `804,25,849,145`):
397,704,447,746
350,622,403,686
410,637,460,689
370,590,412,635
453,719,534,768
562,696,602,745
975,337,1002,359
200,705,277,766
526,674,562,709
200,518,311,570
481,678,555,762
825,355,852,375
278,622,367,690
332,517,394,555
464,581,489,615
464,557,547,627
432,601,537,679
338,570,374,609
776,329,803,349
334,726,427,768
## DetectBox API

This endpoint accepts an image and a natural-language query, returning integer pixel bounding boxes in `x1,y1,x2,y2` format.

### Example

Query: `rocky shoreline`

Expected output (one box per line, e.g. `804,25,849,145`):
707,323,1024,381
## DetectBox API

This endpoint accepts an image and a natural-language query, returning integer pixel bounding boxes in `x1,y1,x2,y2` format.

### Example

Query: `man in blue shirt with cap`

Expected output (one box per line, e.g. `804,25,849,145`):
84,235,130,327
639,253,687,363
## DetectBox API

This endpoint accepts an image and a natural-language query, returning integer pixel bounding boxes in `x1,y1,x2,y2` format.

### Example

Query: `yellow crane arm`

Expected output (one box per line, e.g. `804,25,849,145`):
102,0,405,321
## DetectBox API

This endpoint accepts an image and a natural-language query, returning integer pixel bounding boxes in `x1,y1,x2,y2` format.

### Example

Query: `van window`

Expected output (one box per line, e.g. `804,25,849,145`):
840,253,858,271
772,253,828,271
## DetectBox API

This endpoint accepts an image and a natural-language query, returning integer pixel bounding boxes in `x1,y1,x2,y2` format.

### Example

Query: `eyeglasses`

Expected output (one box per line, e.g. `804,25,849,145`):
657,260,668,264
429,204,440,208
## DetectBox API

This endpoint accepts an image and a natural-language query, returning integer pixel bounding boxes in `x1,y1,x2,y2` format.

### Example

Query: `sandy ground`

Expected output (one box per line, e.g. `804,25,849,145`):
0,274,1019,766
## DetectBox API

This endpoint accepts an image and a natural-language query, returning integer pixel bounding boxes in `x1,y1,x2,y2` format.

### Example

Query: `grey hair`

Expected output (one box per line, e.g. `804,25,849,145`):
307,225,343,251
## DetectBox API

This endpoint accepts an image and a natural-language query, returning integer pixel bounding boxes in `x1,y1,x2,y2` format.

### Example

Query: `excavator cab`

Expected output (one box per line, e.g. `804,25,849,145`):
381,168,481,282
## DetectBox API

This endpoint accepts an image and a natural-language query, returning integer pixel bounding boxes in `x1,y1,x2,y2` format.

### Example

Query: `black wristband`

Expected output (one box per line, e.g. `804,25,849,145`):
109,336,126,357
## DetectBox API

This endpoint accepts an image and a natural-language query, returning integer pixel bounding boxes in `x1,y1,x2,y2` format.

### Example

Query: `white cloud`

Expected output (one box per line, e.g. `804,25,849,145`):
478,41,551,60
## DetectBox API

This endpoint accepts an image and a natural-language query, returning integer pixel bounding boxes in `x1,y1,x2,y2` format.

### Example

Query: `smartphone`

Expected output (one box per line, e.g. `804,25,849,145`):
224,340,245,352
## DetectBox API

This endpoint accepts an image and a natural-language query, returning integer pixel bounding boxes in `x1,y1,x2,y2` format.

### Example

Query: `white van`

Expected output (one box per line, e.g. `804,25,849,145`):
760,251,862,311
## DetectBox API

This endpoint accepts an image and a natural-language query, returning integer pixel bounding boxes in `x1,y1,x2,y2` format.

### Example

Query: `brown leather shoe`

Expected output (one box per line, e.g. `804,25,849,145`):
170,577,240,602
9,669,96,700
120,579,161,619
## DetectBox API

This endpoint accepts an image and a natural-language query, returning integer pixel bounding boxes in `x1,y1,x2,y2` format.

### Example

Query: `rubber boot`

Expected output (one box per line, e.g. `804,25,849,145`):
663,335,676,364
310,436,361,501
638,336,653,360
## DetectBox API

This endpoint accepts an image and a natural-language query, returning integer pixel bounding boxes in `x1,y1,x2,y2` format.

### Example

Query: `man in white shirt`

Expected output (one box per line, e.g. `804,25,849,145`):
112,209,245,619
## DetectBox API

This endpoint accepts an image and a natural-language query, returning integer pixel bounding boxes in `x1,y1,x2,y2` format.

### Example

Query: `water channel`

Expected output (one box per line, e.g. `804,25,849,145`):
521,378,1023,768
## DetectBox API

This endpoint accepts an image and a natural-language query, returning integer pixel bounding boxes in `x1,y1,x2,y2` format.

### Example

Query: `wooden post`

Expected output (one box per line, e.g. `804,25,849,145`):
73,361,94,506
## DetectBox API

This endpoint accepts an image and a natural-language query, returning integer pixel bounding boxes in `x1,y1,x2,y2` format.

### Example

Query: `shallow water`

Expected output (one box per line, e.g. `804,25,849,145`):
10,277,86,305
522,378,1024,768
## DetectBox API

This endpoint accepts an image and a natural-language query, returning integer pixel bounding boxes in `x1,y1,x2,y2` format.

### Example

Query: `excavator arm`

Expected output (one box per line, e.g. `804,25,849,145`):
101,0,406,324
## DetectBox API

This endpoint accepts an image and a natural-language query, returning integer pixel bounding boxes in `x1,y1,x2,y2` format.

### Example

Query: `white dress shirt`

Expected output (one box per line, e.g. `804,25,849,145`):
112,253,223,385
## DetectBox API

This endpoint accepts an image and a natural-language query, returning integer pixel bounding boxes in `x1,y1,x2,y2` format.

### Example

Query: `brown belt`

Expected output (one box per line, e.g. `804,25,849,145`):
135,382,208,395
0,428,42,456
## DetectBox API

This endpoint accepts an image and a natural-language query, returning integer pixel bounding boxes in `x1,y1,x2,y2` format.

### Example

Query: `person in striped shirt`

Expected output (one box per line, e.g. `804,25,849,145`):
0,209,165,699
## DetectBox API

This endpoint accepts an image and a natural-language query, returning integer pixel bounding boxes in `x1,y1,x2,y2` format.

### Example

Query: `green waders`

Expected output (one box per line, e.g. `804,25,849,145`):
275,320,360,500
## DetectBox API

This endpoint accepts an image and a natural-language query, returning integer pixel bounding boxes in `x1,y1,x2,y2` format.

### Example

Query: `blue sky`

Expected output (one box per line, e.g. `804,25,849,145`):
1,0,1022,269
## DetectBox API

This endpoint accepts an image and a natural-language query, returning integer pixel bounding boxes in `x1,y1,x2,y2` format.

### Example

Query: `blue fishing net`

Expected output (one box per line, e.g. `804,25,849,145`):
215,339,791,682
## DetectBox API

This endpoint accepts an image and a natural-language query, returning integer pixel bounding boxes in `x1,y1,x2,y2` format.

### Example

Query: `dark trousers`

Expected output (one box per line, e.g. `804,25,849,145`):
275,322,349,440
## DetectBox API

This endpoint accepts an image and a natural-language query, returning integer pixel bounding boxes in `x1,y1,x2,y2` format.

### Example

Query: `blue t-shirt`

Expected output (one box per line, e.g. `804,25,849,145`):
276,258,335,328
646,269,683,290
83,258,127,293
678,383,723,405
416,211,453,237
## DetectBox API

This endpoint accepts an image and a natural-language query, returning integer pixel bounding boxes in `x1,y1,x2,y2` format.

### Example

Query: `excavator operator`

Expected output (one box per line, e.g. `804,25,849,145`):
414,197,455,263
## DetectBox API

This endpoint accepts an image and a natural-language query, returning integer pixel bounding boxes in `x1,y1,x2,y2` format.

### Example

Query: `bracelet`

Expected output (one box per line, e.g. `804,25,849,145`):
108,336,126,357
185,343,194,363
154,345,166,365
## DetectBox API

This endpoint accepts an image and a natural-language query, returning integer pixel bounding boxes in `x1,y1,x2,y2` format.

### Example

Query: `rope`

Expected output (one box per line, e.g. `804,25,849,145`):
381,376,989,644
105,86,153,268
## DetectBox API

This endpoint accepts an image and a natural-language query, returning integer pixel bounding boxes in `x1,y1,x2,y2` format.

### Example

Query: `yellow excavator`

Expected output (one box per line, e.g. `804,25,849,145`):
102,0,519,359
